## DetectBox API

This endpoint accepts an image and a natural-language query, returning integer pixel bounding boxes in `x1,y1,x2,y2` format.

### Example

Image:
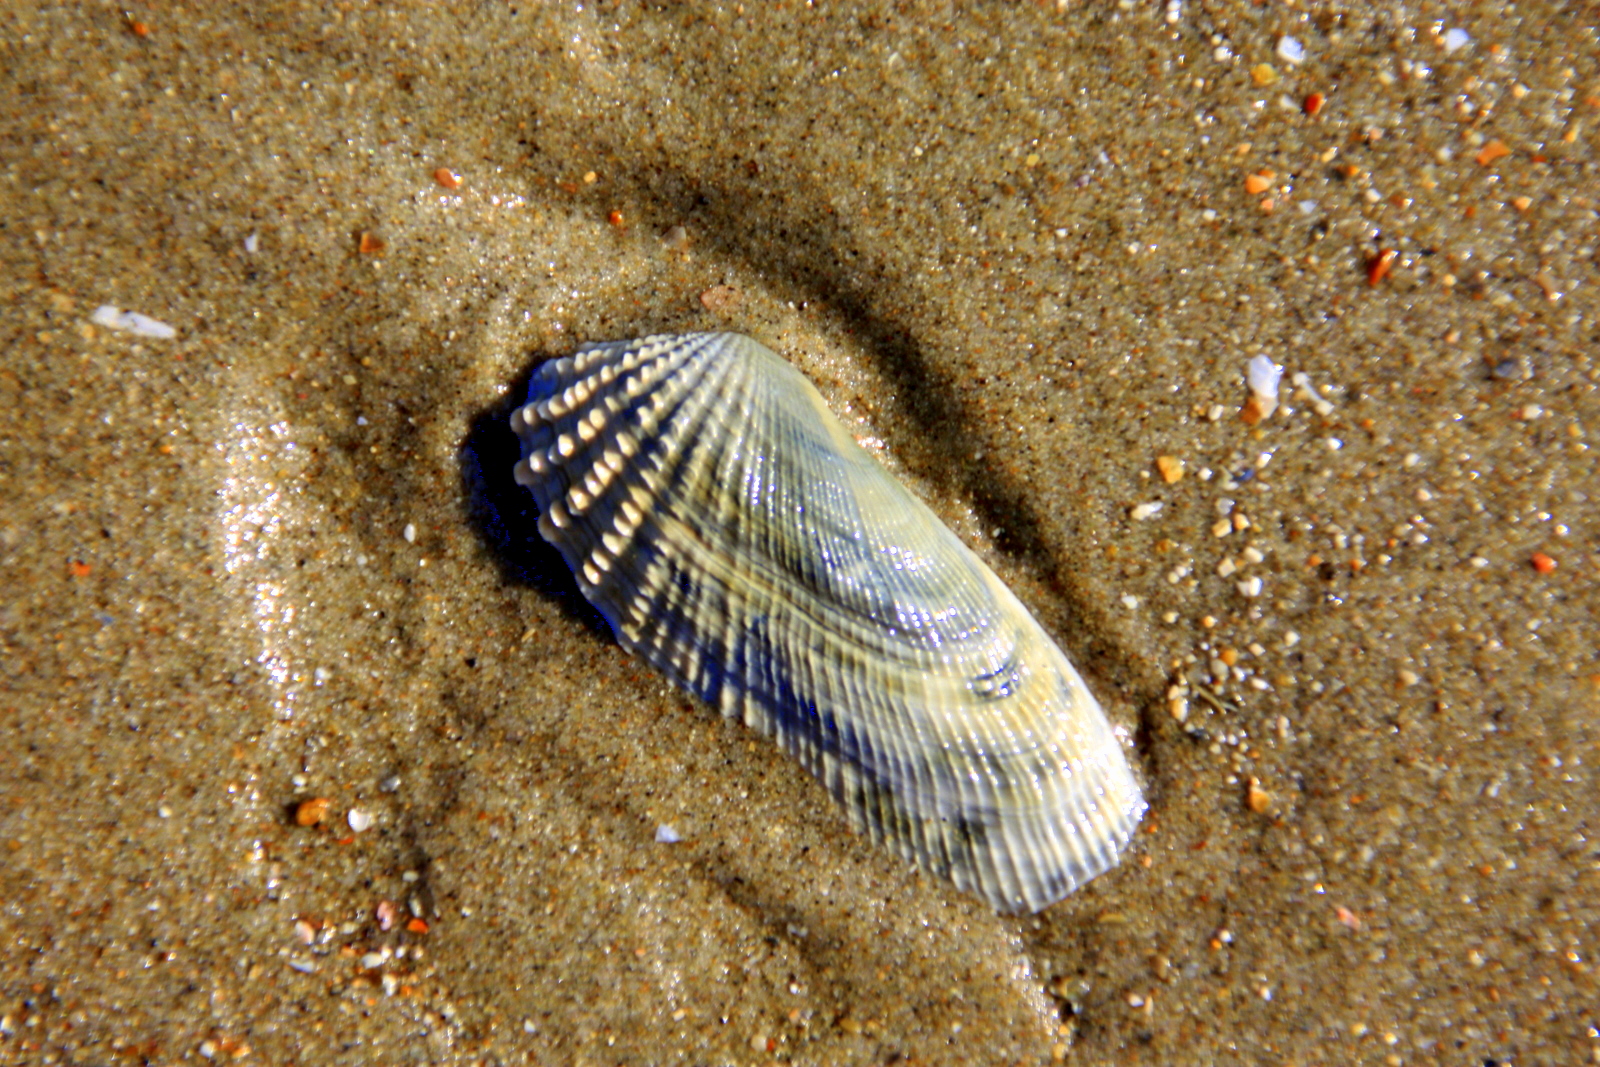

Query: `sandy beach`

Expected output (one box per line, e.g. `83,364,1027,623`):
2,2,1596,1063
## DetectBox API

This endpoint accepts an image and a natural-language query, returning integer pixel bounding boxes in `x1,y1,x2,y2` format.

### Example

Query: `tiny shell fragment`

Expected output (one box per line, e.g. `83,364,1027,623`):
358,232,386,255
90,305,177,339
433,167,461,189
1246,776,1271,814
1367,248,1397,287
1242,355,1282,424
294,797,332,827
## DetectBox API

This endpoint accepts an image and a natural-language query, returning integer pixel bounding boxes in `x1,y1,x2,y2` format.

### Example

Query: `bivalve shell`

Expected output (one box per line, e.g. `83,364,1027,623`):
511,332,1144,913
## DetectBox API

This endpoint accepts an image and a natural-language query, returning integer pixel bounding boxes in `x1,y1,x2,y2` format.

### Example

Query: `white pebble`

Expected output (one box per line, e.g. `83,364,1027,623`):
1443,28,1469,53
1276,36,1305,64
244,233,260,254
1130,501,1165,521
655,824,681,844
91,304,178,340
1236,576,1263,598
403,523,417,543
347,808,373,833
1120,594,1140,610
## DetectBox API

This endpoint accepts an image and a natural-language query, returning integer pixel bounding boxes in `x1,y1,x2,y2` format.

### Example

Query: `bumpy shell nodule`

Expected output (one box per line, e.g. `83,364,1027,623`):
511,332,1144,913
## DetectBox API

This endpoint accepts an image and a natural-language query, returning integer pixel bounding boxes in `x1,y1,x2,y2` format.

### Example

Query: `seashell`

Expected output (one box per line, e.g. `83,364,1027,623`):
511,332,1145,913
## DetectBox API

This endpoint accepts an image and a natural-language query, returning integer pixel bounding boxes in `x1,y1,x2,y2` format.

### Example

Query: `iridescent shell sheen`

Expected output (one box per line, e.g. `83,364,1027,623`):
511,332,1144,913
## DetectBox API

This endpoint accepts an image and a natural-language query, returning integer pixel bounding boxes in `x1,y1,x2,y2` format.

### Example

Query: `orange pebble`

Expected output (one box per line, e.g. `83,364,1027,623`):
433,167,461,190
1530,551,1556,574
294,797,333,827
1244,171,1275,195
1302,92,1325,116
1475,140,1512,167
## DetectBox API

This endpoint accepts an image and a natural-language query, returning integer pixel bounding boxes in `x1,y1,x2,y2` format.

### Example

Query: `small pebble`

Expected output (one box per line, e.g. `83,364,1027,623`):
1156,455,1185,483
1442,27,1470,52
1247,776,1270,813
347,808,373,833
1530,551,1556,574
699,284,741,313
1276,36,1305,64
655,824,682,844
1475,140,1511,167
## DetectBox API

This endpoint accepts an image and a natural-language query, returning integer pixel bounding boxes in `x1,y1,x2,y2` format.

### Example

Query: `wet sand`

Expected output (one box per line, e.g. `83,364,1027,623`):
1,2,1596,1064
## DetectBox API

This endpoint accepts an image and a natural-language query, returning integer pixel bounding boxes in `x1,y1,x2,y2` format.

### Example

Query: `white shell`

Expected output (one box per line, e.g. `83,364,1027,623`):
512,332,1144,913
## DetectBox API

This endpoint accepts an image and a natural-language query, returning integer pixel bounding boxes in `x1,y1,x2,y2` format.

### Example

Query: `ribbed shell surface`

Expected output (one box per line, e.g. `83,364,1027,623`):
511,332,1144,913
